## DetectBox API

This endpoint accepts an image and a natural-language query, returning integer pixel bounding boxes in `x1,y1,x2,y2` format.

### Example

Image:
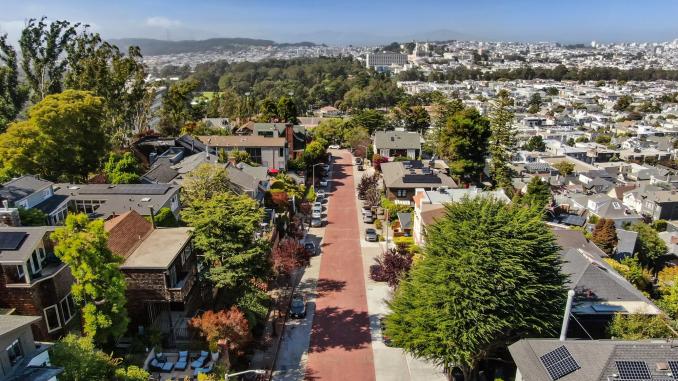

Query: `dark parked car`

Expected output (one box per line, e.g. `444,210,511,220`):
289,295,307,319
357,164,364,171
311,218,323,227
365,228,378,242
304,242,318,256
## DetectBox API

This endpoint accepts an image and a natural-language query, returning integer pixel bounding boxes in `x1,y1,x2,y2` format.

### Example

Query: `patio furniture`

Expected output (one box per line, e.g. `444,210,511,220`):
175,351,188,371
192,362,214,377
149,357,174,372
191,351,209,369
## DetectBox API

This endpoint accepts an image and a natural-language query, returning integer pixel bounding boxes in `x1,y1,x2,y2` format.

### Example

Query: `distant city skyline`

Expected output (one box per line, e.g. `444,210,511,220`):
2,0,678,45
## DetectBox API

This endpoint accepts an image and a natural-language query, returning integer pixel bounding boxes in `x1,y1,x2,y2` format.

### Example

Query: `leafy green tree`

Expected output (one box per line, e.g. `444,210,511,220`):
302,141,327,167
521,176,551,209
258,98,278,122
0,90,107,182
595,135,612,144
435,107,491,182
0,34,29,132
629,222,668,271
395,105,430,133
608,314,676,340
614,95,633,112
158,79,199,136
181,192,270,319
350,109,387,134
52,214,129,344
50,334,150,381
386,197,566,380
153,207,179,227
181,163,232,206
17,207,48,226
527,93,542,114
312,118,347,145
19,18,81,102
104,152,139,184
489,90,517,192
553,161,575,175
566,138,576,147
523,135,546,151
277,96,298,124
591,218,618,255
64,30,148,142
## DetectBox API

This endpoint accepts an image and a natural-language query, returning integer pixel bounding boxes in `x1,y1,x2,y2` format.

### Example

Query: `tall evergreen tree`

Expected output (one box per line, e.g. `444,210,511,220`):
0,34,29,132
386,197,566,380
489,89,517,192
435,107,491,182
521,176,552,209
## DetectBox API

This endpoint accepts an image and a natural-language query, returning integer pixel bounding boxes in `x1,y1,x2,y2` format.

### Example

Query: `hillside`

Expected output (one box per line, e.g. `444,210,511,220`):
109,37,316,56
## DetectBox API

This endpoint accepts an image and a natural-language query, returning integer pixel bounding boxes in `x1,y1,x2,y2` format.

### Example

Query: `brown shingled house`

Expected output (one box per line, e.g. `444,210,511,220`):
104,211,202,345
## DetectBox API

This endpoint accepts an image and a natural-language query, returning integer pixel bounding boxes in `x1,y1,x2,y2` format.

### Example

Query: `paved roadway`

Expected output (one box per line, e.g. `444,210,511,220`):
273,150,444,381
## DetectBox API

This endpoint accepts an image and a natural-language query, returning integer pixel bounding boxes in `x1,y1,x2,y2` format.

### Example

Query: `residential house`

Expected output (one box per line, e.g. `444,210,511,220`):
373,131,422,159
412,187,509,245
632,189,678,220
251,123,308,159
509,338,678,381
104,211,200,343
0,315,62,381
381,160,458,205
554,229,660,338
570,193,642,227
0,227,76,340
0,177,60,225
197,135,288,170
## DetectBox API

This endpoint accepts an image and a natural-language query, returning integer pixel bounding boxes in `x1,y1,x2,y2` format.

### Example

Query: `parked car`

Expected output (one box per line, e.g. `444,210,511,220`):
355,157,363,165
365,228,378,242
317,189,326,199
304,242,318,255
289,295,307,319
312,210,322,219
311,218,323,227
363,211,374,223
320,179,329,187
322,164,330,172
328,144,340,149
357,164,364,171
361,204,372,215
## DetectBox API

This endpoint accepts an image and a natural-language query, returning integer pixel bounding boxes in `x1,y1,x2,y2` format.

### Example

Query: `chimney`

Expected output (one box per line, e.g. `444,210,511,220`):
149,207,156,229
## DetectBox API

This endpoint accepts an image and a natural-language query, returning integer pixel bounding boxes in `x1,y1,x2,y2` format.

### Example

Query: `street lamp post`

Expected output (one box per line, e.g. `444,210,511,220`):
225,369,266,379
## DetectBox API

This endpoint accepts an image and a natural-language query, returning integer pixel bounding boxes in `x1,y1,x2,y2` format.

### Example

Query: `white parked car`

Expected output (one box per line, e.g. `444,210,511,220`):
320,180,329,187
312,211,322,219
328,144,340,149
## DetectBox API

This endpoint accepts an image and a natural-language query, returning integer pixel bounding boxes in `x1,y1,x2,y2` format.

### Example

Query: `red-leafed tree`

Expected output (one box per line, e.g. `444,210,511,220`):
190,307,251,355
272,238,311,277
369,246,413,288
372,154,387,172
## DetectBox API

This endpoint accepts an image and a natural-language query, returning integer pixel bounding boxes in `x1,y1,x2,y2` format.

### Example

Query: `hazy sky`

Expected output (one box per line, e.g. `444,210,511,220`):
1,0,678,45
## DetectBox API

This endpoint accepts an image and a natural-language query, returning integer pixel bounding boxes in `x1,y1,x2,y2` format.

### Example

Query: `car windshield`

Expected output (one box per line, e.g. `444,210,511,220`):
366,229,376,234
291,299,304,308
305,244,314,250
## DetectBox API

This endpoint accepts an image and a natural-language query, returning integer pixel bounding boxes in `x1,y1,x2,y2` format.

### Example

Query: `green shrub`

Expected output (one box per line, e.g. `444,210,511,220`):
154,207,178,227
652,219,668,232
375,219,382,230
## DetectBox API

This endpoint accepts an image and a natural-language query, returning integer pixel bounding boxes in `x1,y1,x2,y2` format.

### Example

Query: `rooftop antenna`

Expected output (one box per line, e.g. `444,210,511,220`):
560,289,575,341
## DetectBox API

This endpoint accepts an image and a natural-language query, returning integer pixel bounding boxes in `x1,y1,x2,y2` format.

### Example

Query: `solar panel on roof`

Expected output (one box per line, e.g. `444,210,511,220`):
0,232,28,250
615,361,651,380
539,346,580,381
667,361,678,378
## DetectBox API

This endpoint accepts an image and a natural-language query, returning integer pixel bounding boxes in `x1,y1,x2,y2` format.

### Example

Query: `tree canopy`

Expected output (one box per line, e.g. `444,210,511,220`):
0,89,107,182
386,197,566,380
52,214,129,344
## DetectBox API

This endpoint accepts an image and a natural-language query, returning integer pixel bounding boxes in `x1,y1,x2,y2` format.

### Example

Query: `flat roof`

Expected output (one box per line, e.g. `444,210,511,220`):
120,227,192,270
0,314,41,337
0,227,53,264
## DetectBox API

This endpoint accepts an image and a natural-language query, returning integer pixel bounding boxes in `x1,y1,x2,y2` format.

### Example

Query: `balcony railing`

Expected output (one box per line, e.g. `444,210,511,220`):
167,272,194,302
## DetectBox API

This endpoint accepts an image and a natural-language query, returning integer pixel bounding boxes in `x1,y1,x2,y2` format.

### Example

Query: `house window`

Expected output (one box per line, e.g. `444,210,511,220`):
181,244,192,265
168,266,177,288
42,188,51,200
396,189,408,198
279,147,284,157
29,251,42,275
60,294,76,325
6,339,22,366
37,247,46,261
16,264,25,280
44,305,61,332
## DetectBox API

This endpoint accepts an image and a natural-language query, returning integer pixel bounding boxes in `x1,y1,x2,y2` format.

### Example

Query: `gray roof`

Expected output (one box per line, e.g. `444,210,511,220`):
397,212,412,229
0,176,53,204
141,157,179,184
509,338,678,381
0,227,53,264
615,229,638,257
553,228,658,315
0,314,41,337
373,131,421,150
53,183,180,219
381,161,457,190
